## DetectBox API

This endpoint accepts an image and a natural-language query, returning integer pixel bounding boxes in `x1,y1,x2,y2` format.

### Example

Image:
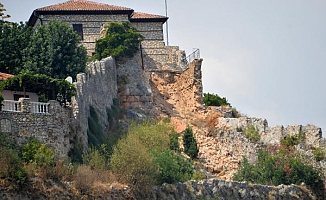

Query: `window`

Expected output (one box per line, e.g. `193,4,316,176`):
73,24,84,40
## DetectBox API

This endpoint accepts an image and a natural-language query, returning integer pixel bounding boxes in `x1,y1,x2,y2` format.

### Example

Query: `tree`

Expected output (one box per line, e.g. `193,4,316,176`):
0,21,32,74
203,93,230,106
94,22,144,60
0,3,11,20
183,126,199,159
23,20,87,80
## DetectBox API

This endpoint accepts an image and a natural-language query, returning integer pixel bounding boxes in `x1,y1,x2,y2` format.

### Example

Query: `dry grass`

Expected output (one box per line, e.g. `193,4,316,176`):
74,165,117,193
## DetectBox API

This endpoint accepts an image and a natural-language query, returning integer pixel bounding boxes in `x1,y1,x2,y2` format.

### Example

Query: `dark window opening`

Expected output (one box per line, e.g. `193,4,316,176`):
73,24,84,40
14,94,29,101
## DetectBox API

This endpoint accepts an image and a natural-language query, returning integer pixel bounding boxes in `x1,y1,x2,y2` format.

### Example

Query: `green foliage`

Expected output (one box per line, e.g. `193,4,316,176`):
83,147,107,170
110,121,194,190
312,147,326,162
94,22,144,60
233,148,324,192
87,106,104,148
23,20,87,79
280,131,305,147
191,171,207,181
128,121,171,150
22,137,55,166
0,72,76,103
203,93,230,107
110,134,158,191
0,21,32,73
152,148,193,184
169,132,180,152
183,126,199,159
0,146,28,186
244,125,260,143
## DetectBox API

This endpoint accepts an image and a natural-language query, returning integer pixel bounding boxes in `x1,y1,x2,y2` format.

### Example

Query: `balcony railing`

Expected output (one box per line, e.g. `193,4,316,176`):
2,100,50,114
2,100,21,112
31,102,50,114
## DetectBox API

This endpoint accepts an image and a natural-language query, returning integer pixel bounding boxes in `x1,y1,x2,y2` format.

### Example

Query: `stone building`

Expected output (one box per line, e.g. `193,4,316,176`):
27,0,168,55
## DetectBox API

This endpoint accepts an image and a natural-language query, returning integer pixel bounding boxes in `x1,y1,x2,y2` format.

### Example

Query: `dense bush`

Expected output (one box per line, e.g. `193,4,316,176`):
94,22,144,60
21,137,55,166
169,132,180,152
110,121,195,191
0,147,28,186
110,134,157,191
233,147,324,192
152,148,193,184
183,126,199,159
203,93,230,106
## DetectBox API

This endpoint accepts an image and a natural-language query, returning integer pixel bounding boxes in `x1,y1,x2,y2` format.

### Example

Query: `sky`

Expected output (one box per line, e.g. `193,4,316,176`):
2,0,326,137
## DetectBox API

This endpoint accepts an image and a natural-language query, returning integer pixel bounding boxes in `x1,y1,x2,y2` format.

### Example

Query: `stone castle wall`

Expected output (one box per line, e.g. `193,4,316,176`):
0,98,71,157
72,57,118,146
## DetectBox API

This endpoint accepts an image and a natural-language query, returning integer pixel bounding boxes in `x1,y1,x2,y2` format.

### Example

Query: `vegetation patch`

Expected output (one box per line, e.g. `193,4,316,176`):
203,93,230,106
183,126,199,159
244,125,260,143
280,130,305,147
233,146,324,194
94,22,144,60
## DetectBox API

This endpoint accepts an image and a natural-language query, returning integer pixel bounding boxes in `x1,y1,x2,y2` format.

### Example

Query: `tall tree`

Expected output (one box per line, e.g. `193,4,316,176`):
23,20,87,80
0,21,32,74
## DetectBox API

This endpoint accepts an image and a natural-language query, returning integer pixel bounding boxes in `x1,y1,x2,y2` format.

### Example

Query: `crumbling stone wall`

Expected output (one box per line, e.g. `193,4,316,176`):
0,98,71,157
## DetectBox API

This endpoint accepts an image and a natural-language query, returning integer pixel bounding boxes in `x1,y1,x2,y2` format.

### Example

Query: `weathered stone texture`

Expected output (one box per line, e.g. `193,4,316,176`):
0,99,71,157
72,57,118,147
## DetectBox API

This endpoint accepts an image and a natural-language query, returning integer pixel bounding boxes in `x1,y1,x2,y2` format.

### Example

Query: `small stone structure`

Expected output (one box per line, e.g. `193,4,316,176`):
0,98,71,157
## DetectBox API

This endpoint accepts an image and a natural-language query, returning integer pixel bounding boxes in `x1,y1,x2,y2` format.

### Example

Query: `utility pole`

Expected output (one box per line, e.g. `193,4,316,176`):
165,0,169,46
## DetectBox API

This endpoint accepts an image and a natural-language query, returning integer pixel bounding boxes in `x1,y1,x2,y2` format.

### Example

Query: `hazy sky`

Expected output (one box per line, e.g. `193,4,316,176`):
2,0,326,136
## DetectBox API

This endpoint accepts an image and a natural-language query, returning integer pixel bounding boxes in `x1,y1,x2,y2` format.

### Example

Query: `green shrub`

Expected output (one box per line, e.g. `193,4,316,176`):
312,147,326,162
94,22,144,60
233,148,324,192
0,147,28,186
203,93,230,106
280,131,305,147
183,126,199,159
244,125,260,143
83,147,107,170
110,135,158,191
21,137,55,166
192,171,207,181
169,132,180,152
152,148,193,184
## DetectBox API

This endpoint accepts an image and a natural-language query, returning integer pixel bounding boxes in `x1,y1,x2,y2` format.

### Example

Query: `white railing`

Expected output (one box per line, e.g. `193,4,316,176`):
2,100,21,112
31,102,50,114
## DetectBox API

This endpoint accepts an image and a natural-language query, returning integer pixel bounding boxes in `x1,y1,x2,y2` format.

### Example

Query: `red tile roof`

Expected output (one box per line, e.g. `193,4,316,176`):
36,0,133,12
131,12,166,19
0,72,14,80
